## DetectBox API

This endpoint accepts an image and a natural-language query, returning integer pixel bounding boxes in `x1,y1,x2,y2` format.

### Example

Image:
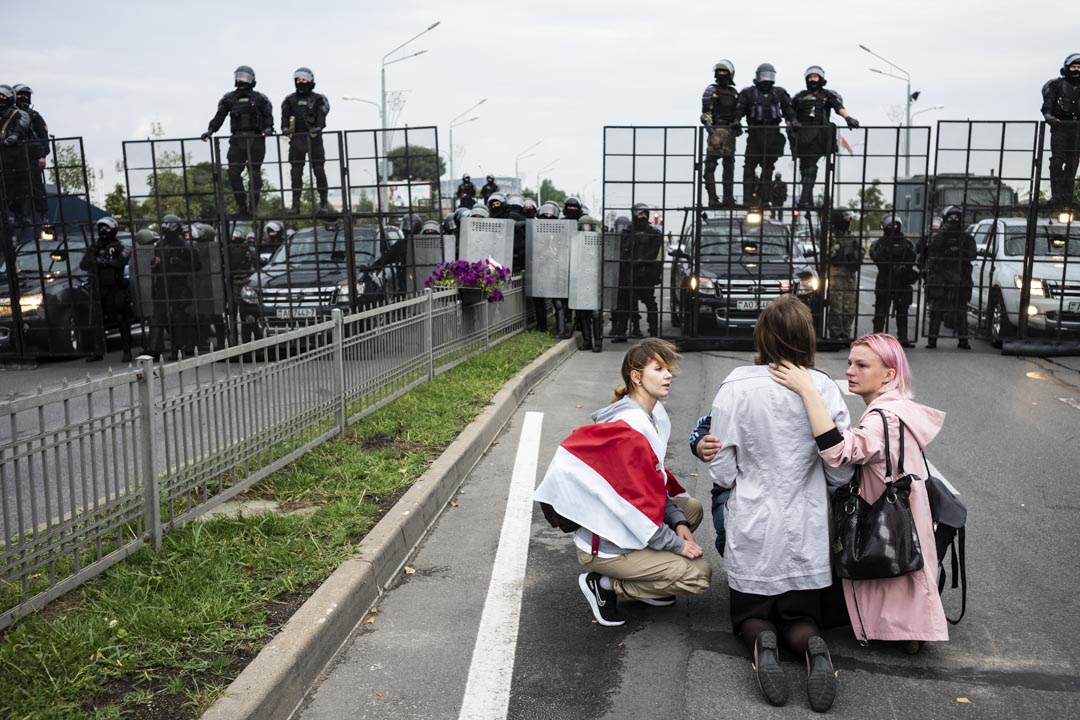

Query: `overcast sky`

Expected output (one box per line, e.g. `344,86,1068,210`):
4,0,1077,212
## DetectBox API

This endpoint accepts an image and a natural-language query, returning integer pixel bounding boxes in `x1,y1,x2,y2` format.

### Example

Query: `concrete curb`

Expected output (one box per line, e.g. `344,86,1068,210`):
202,336,577,720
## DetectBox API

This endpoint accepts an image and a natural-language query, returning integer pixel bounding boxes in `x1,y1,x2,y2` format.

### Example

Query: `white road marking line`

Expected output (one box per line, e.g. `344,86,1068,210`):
457,411,543,720
1059,397,1080,412
927,459,960,497
836,379,855,396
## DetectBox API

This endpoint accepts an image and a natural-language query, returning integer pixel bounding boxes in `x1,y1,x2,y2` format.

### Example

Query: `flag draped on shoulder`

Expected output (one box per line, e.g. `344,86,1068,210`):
535,416,679,551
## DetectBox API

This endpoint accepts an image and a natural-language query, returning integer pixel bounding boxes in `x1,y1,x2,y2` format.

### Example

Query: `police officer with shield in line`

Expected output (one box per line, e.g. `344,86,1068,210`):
282,67,332,215
202,66,274,219
825,209,863,341
80,216,134,362
919,205,975,350
573,214,603,352
701,60,741,208
0,85,31,224
869,213,917,347
147,215,203,360
791,66,859,209
13,85,49,223
1042,53,1080,210
736,64,796,209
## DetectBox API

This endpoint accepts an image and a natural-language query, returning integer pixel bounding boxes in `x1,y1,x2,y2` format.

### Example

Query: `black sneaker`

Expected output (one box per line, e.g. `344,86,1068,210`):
578,572,624,626
805,635,837,713
636,595,676,607
925,338,937,349
753,630,789,706
957,339,971,350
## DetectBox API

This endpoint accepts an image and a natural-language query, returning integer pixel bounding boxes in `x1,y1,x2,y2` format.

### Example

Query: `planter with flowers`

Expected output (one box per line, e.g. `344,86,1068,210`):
425,259,512,304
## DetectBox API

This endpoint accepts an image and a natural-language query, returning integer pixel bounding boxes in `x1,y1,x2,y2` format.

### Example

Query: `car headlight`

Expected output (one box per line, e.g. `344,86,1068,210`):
240,285,259,303
337,283,354,302
1014,275,1044,297
21,293,44,312
690,276,715,292
798,273,820,294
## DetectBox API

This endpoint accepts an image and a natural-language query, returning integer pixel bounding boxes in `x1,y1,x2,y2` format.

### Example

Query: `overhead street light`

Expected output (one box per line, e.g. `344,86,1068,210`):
515,141,542,189
448,98,487,206
537,159,559,204
380,20,440,174
860,44,919,176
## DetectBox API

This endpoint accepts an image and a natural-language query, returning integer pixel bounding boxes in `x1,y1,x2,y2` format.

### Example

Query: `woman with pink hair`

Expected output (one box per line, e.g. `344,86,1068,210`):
770,333,948,654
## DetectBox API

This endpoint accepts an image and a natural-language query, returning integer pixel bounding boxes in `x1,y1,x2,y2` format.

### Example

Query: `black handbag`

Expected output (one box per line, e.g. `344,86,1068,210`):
830,409,924,580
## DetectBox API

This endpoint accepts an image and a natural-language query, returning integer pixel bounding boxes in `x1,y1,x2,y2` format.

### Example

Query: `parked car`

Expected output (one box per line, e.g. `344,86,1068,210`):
968,216,1080,346
238,221,404,335
669,214,820,330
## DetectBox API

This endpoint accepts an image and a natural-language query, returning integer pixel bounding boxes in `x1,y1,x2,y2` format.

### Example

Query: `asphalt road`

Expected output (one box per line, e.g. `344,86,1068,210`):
295,342,1080,719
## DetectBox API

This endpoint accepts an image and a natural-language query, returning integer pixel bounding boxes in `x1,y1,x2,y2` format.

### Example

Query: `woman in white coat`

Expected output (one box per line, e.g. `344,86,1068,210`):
709,295,853,713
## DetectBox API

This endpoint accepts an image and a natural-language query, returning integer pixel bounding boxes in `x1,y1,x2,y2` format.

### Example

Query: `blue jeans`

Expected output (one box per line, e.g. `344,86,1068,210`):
710,485,731,556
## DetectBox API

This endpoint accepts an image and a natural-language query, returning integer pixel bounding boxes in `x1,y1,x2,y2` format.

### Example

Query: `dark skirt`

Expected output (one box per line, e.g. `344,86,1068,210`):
729,586,824,636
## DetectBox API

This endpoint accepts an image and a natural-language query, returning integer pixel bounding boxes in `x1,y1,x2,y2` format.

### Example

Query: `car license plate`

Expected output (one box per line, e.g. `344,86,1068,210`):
276,307,317,319
736,300,763,311
1070,301,1080,313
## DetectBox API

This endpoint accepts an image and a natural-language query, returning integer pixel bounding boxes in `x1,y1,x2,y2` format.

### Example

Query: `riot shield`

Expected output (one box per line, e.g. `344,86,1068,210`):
525,219,574,298
568,230,602,310
459,217,514,268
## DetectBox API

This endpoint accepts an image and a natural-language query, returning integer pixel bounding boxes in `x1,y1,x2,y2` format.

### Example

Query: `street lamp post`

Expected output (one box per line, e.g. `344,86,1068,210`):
860,44,917,177
536,160,558,204
380,20,440,182
447,99,487,207
515,141,542,190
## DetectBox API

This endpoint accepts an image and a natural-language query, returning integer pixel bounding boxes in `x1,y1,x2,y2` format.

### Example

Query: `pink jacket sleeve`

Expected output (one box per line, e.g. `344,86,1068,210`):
819,412,887,468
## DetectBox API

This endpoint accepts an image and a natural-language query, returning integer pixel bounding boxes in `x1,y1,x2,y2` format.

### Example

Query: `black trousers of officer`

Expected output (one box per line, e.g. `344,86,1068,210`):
794,127,833,207
926,289,969,340
148,283,197,358
227,135,266,213
1049,121,1080,206
744,127,786,206
872,286,912,338
289,134,328,205
95,283,134,352
631,286,658,335
1,152,30,220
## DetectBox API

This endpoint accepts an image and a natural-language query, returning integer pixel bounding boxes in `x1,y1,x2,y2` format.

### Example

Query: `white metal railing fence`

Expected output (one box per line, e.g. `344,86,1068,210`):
0,283,527,629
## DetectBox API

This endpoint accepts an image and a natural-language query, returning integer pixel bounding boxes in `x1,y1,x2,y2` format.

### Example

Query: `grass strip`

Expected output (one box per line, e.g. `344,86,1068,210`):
0,331,557,720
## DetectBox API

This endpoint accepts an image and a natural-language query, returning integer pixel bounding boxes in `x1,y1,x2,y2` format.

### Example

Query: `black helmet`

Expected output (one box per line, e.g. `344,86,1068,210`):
578,215,598,232
421,220,442,235
404,213,423,235
160,214,183,237
564,196,582,209
830,209,851,233
0,85,14,108
713,59,735,81
234,65,256,88
293,66,315,93
613,215,632,232
462,173,471,181
97,216,118,237
754,63,776,85
453,207,472,223
537,202,560,219
632,202,650,217
486,174,495,183
880,213,903,232
1064,53,1080,78
804,65,827,90
941,205,963,225
444,211,459,233
12,83,32,108
563,196,583,220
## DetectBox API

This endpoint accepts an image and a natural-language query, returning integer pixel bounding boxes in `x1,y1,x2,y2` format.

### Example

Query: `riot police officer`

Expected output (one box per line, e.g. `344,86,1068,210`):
791,66,859,209
281,67,332,215
262,220,286,259
13,85,49,223
148,214,203,360
480,174,499,202
521,197,538,219
1041,53,1080,210
202,66,274,219
826,209,863,341
487,191,508,218
622,203,663,338
919,205,975,349
609,214,633,342
456,174,477,209
536,202,566,334
562,196,584,221
701,59,741,207
80,216,134,362
226,224,259,343
572,214,604,353
769,172,788,220
0,85,32,224
869,213,917,347
735,63,796,209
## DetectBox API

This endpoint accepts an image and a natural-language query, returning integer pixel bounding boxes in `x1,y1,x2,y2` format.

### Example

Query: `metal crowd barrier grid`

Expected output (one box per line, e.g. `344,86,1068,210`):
0,281,525,629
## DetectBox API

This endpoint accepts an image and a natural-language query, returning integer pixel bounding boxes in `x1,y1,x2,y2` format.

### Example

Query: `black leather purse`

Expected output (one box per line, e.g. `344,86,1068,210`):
831,409,924,580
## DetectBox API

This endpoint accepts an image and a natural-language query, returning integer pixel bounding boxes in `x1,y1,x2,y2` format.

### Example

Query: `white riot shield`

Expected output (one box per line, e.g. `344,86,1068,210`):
525,219,574,297
459,218,514,267
406,233,451,294
602,232,623,310
568,231,602,310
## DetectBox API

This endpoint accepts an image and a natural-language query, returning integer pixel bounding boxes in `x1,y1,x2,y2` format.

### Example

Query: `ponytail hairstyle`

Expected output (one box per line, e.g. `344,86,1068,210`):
612,338,681,403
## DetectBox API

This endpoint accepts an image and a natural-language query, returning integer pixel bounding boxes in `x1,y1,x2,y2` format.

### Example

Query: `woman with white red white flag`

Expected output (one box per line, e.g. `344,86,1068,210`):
534,338,712,627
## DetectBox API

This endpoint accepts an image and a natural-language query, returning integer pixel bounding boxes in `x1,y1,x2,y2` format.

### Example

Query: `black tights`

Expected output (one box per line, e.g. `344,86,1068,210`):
740,617,821,656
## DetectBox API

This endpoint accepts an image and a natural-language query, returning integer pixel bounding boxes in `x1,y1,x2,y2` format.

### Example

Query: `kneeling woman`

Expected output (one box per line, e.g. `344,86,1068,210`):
535,338,711,627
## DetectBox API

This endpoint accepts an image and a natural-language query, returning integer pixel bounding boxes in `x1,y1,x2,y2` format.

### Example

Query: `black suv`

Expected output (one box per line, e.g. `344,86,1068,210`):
669,214,820,330
238,222,405,335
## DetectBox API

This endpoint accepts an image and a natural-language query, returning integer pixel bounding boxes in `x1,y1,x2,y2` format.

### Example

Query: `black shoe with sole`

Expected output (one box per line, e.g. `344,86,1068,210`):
925,338,937,349
957,339,971,350
578,572,624,626
805,635,837,713
753,630,789,706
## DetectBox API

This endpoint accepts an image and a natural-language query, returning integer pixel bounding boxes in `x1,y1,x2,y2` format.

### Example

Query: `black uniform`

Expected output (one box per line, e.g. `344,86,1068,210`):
0,104,32,221
736,84,795,207
701,79,742,205
206,89,274,215
79,232,134,358
148,233,204,359
769,174,788,219
919,226,976,344
456,179,477,209
281,90,331,208
480,179,499,202
613,218,663,337
869,230,918,342
790,88,845,208
226,236,259,342
18,105,49,218
1041,75,1080,208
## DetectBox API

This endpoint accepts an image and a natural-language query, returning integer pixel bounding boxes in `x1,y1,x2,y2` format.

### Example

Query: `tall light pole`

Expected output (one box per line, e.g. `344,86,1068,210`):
448,98,487,207
515,141,542,190
537,159,558,204
381,21,440,149
860,44,917,177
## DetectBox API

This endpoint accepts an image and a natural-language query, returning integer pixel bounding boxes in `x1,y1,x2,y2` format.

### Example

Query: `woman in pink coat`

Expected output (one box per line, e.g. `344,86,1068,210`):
770,333,948,652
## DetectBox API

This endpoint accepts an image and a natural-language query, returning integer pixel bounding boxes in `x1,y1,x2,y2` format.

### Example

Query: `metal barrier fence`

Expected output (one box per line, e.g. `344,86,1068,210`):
0,281,526,629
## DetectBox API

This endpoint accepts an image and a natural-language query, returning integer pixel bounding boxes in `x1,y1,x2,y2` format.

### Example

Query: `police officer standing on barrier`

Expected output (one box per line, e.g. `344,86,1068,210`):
825,209,863,341
282,67,332,215
480,174,499,203
13,85,49,223
920,205,975,350
148,215,203,361
80,216,134,362
1042,53,1080,211
202,66,274,220
736,63,796,209
0,85,31,224
701,59,741,208
869,213,917,347
456,174,477,209
791,66,858,209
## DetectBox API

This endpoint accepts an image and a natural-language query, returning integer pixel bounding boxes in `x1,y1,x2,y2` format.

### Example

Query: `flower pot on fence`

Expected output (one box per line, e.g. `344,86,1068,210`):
458,287,486,305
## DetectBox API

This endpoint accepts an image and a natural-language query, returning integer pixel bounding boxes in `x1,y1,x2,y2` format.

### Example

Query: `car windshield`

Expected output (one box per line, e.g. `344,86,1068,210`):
1003,227,1080,258
269,225,396,265
699,222,790,258
6,243,87,275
